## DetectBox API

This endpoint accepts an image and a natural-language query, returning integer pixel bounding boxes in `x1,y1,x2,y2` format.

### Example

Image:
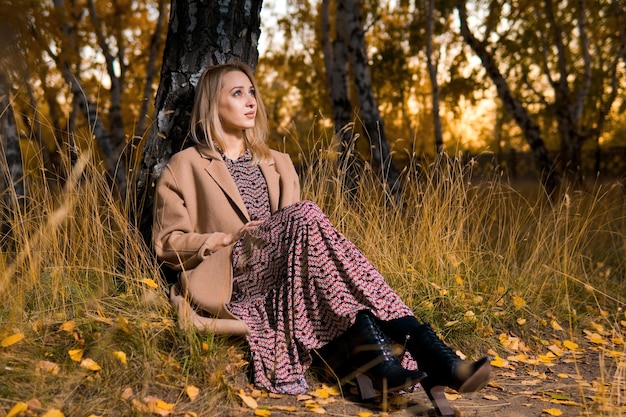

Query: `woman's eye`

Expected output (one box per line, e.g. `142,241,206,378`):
249,89,256,96
233,90,242,97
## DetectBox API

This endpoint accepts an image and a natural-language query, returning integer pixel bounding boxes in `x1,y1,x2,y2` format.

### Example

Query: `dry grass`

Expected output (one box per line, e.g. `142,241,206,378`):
1,133,625,415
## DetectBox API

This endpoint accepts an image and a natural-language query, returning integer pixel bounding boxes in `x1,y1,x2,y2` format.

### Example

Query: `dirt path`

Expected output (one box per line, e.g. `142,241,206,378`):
226,333,623,417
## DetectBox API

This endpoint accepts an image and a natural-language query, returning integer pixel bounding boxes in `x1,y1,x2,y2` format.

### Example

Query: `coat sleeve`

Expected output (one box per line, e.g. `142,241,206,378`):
152,165,227,270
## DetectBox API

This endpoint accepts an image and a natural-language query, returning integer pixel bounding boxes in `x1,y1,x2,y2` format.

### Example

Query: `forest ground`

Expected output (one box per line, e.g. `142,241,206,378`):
220,328,621,417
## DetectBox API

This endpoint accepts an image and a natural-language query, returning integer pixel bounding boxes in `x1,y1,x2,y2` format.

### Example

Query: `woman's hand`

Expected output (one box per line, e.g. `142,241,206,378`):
232,220,264,243
199,220,264,259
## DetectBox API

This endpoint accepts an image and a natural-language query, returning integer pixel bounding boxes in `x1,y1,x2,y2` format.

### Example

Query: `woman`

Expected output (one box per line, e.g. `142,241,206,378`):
153,62,490,413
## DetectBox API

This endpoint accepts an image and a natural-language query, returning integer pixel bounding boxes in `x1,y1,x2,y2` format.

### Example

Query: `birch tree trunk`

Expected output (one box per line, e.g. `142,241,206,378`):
425,0,443,156
136,0,263,241
339,0,402,194
0,70,25,207
457,0,559,194
321,0,354,165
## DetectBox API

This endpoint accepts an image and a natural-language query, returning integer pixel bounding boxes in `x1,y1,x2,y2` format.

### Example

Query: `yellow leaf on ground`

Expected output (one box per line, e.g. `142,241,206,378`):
490,356,509,368
517,318,527,325
254,409,271,416
117,315,133,334
155,400,175,410
42,410,65,417
141,278,159,289
6,402,28,417
358,412,374,417
113,351,127,365
271,405,297,412
186,385,200,401
563,340,579,350
144,396,175,416
547,344,565,357
238,392,258,409
1,333,24,347
586,332,606,344
513,296,526,309
59,320,76,333
551,320,564,331
312,388,329,399
538,353,557,363
68,349,84,362
611,336,624,345
542,408,563,416
80,358,102,371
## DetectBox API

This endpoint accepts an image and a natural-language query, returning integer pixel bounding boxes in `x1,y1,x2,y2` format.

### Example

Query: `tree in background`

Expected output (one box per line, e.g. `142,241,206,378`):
136,0,264,241
1,0,168,198
456,0,626,190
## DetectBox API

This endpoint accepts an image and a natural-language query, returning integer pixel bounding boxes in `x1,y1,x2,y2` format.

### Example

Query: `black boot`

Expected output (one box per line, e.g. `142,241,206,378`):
316,311,426,399
379,316,491,416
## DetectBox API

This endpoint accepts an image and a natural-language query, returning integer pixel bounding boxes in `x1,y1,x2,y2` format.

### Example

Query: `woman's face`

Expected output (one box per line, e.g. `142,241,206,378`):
218,70,257,136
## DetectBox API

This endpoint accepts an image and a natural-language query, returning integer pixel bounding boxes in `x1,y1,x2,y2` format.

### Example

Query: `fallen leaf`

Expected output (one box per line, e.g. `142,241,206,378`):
483,394,499,401
37,360,60,375
551,320,564,331
563,340,579,350
271,405,297,412
186,385,200,401
542,408,563,416
517,318,527,325
144,396,175,416
445,392,461,401
312,388,329,399
141,278,159,289
121,387,134,401
358,412,373,417
68,349,84,362
490,356,509,368
59,320,76,333
238,392,258,409
6,402,28,417
113,351,127,365
1,333,25,347
80,358,102,371
585,332,606,345
254,410,271,416
296,394,313,401
117,316,133,334
513,296,526,309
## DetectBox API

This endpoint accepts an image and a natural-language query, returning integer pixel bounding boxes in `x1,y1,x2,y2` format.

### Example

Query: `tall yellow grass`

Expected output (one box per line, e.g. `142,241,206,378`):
1,132,625,415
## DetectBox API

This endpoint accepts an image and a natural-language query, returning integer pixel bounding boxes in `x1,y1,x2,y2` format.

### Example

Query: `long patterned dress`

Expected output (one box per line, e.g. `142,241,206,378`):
224,151,415,394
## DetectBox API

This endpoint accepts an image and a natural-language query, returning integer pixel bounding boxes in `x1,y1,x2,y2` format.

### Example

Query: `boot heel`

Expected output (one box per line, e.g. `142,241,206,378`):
425,384,455,416
355,373,376,399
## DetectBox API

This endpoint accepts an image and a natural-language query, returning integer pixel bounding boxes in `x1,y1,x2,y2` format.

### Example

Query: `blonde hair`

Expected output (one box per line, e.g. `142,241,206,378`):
190,62,272,164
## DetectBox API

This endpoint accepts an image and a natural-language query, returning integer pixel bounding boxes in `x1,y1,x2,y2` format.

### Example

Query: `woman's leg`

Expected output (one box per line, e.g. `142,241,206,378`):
229,201,421,394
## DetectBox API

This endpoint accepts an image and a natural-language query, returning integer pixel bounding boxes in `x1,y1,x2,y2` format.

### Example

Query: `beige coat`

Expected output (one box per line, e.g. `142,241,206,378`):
153,145,301,335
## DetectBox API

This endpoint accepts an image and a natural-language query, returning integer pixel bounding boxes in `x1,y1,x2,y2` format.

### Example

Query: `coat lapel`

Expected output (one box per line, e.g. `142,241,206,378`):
198,147,250,222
